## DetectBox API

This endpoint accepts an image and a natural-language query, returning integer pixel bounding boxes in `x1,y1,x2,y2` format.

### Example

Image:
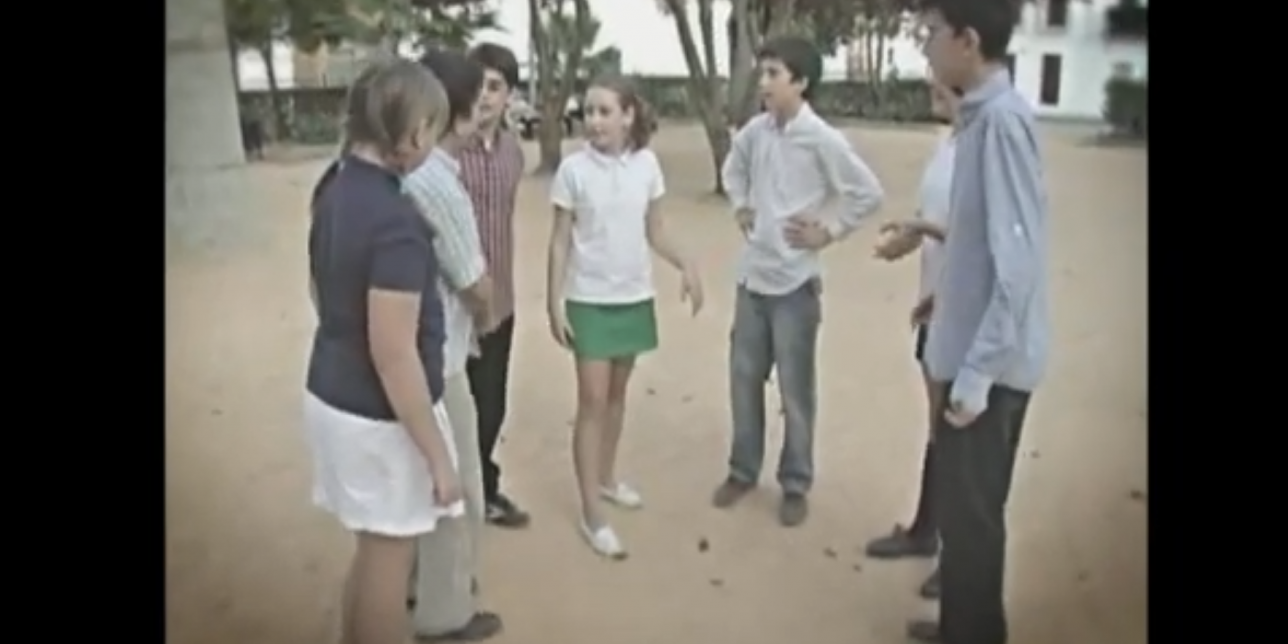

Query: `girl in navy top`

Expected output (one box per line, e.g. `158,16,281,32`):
304,58,457,644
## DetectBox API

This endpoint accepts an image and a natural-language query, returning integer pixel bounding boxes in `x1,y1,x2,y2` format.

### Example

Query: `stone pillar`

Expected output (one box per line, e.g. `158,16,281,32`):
166,0,256,252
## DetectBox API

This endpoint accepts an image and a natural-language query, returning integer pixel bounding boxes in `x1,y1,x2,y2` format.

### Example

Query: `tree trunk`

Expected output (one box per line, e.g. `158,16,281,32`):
727,0,759,128
228,38,241,92
697,0,719,86
665,0,730,194
166,0,252,251
259,42,288,141
529,0,560,174
874,29,887,83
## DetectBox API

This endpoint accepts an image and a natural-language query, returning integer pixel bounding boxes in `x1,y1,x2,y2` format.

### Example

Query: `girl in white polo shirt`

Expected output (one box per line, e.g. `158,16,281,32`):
546,76,704,558
865,79,961,600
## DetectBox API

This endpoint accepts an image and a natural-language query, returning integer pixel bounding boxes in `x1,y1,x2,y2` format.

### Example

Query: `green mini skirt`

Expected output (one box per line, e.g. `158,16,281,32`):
565,299,659,361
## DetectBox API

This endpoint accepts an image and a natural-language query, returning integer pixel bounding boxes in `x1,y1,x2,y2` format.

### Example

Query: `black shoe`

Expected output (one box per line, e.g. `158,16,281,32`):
918,568,941,600
778,492,809,527
905,619,941,643
485,494,531,529
865,524,939,559
416,611,504,642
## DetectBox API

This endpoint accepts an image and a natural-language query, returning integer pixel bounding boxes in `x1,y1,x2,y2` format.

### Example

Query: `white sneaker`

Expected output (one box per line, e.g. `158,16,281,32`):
600,482,644,509
580,521,628,560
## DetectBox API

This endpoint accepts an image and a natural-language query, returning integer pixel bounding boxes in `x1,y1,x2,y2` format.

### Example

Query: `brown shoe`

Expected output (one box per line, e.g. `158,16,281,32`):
712,477,755,508
905,619,941,642
918,568,941,600
778,492,809,527
416,611,504,642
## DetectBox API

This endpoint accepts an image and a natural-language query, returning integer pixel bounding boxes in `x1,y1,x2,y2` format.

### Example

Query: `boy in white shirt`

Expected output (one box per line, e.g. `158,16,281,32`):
712,36,885,527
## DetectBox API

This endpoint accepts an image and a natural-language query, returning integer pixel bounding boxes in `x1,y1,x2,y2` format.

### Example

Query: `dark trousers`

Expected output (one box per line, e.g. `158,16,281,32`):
934,383,1031,644
467,315,515,503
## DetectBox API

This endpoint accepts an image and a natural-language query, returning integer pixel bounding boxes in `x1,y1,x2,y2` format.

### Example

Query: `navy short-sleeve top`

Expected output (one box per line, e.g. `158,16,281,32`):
306,155,447,419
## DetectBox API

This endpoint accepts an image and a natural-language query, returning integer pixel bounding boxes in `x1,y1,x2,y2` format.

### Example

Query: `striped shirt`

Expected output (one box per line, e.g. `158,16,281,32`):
403,149,487,291
403,148,487,377
722,103,885,295
924,68,1050,414
459,128,525,323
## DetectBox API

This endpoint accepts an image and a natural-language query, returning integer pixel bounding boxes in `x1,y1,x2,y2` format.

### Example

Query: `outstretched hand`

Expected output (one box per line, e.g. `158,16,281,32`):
873,220,922,261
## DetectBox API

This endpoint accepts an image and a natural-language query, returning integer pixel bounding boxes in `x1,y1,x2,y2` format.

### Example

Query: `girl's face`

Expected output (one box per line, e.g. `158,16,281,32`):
583,86,633,150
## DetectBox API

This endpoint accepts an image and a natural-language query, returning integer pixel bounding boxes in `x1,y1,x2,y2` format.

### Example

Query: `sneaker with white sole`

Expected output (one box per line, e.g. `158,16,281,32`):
580,522,628,560
599,482,644,509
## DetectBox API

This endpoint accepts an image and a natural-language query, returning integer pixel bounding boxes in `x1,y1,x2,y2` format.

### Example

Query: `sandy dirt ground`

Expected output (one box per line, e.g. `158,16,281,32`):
165,124,1147,644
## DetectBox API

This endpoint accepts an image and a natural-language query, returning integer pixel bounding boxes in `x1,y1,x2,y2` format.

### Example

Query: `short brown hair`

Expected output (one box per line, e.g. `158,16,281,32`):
589,75,657,149
343,58,447,156
467,43,520,89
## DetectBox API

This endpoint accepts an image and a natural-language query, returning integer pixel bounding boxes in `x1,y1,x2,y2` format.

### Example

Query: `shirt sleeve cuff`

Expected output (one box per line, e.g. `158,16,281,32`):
950,367,994,416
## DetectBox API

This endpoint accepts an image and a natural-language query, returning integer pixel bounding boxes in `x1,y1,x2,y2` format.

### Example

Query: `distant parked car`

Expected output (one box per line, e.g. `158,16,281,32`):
510,95,583,140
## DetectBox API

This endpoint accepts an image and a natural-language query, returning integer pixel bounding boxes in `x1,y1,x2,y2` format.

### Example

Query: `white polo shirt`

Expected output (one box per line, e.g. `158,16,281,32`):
916,134,956,302
550,145,665,304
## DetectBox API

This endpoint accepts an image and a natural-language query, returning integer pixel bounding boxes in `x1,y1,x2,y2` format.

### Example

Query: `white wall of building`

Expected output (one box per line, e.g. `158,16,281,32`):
1009,0,1147,120
234,0,1146,122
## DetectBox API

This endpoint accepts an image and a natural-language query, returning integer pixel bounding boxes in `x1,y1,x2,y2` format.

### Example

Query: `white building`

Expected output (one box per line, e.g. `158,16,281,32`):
238,0,1145,122
1007,0,1147,120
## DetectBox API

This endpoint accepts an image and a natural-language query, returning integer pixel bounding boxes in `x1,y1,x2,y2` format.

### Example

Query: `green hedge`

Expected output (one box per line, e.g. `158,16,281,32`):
1102,77,1146,139
239,76,936,143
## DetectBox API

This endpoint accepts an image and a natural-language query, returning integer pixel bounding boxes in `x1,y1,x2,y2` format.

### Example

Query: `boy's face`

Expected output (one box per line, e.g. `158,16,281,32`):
757,58,805,113
920,9,976,89
476,68,511,129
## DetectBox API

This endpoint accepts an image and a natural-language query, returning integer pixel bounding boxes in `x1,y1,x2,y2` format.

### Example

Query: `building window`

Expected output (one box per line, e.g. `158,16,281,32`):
1047,0,1070,29
1040,54,1063,106
1111,61,1134,79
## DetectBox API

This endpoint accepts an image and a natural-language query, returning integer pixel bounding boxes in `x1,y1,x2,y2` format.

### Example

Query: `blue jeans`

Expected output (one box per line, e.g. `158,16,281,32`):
727,279,822,495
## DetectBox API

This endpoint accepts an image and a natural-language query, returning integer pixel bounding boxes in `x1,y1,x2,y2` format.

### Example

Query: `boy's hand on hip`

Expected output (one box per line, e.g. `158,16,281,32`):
784,215,832,250
735,209,755,237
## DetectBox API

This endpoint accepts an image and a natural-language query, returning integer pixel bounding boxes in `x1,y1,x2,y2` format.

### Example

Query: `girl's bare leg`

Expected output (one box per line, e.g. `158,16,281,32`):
339,552,359,644
573,359,613,528
599,358,636,487
921,364,941,443
349,532,416,644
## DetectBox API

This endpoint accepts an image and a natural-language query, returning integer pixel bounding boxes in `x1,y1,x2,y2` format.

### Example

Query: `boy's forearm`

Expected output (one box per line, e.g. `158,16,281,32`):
831,155,885,239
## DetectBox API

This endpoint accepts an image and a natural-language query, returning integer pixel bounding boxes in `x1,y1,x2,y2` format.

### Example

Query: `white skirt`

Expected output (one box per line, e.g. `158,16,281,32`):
303,392,466,537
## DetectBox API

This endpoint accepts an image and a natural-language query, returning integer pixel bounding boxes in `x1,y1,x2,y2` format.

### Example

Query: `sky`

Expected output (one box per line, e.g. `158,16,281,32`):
238,0,929,89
